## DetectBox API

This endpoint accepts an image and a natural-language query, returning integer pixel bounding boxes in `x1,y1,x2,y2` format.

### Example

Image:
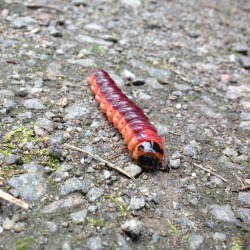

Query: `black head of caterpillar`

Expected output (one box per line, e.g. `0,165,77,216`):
136,141,164,169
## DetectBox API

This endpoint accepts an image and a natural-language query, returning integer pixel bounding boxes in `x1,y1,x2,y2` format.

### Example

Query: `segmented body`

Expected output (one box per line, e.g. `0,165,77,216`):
87,69,164,169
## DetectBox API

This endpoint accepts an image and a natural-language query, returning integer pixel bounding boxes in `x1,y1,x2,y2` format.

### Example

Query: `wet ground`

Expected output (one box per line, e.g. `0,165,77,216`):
0,0,250,249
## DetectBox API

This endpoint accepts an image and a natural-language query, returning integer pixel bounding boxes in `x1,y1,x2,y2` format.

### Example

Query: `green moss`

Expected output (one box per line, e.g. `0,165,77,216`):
69,234,76,244
204,188,226,203
15,237,30,250
91,44,105,54
3,125,39,144
87,217,105,227
0,125,60,177
104,195,128,216
45,156,60,170
111,64,121,73
231,235,243,250
0,148,12,156
166,219,179,236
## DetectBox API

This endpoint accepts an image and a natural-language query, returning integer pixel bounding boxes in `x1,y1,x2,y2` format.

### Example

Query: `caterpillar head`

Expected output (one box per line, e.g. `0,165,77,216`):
135,141,164,169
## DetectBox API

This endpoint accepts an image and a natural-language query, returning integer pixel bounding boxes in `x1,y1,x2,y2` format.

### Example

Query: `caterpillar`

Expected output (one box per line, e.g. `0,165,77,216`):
87,69,164,169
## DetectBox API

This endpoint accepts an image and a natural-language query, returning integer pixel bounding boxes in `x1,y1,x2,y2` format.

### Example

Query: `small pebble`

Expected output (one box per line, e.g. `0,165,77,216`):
123,69,135,80
239,56,250,69
121,219,144,238
129,197,145,210
69,209,88,224
87,187,104,202
213,232,226,242
14,222,26,233
2,218,15,230
85,236,102,250
124,164,142,177
169,159,181,169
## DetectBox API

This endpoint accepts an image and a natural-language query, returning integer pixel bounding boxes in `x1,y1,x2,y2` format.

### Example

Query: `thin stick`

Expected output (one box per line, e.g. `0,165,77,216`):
0,189,29,209
169,131,181,136
64,144,135,181
239,185,250,192
24,3,64,12
193,163,228,182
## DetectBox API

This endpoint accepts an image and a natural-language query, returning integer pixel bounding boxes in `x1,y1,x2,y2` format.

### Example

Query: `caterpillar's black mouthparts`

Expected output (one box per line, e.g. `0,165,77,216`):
138,155,159,169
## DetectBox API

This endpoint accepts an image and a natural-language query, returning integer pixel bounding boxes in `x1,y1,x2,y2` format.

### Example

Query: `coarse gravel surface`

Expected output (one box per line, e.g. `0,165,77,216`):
0,0,250,249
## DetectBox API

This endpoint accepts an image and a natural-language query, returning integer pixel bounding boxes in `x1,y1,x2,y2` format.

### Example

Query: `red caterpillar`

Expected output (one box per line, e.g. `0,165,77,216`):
87,69,164,169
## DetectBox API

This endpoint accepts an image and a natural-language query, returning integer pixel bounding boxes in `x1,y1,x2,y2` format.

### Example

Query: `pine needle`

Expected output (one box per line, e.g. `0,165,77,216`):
193,163,228,182
64,144,135,181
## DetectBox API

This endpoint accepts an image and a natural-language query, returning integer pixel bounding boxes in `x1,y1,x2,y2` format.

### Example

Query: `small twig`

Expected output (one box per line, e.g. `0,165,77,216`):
239,185,250,192
64,144,135,181
193,163,228,182
24,3,64,12
235,174,245,187
0,189,29,209
171,69,191,83
169,131,181,136
207,165,217,172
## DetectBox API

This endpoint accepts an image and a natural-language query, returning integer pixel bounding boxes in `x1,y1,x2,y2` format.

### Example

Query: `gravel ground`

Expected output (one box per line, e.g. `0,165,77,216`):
0,0,250,249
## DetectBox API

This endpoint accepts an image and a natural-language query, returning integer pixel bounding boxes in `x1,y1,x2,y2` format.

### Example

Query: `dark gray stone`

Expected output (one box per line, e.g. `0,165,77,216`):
129,197,145,210
241,112,250,121
5,154,22,165
222,147,238,157
42,193,85,214
49,27,62,37
85,236,102,250
239,121,250,132
41,221,59,233
213,232,226,241
48,131,66,145
239,56,250,69
155,124,169,136
237,208,250,226
48,145,62,158
183,144,197,157
238,192,250,205
82,179,93,194
23,99,46,110
0,90,15,99
69,209,88,224
60,177,83,196
186,184,197,193
116,233,131,250
189,235,205,250
88,205,97,213
174,216,196,229
234,44,248,55
3,99,16,111
172,151,182,159
86,187,103,202
8,172,46,201
37,117,54,132
209,204,236,222
152,232,160,243
65,103,90,119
